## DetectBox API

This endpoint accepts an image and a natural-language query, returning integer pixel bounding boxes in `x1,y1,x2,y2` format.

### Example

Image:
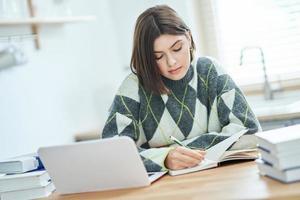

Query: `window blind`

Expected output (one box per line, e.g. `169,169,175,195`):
200,0,300,85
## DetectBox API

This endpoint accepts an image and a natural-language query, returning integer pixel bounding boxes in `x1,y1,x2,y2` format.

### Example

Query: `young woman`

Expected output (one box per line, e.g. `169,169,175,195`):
102,5,261,172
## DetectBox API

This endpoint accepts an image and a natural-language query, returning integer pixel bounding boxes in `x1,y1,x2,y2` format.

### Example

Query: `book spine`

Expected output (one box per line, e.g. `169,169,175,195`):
0,156,44,174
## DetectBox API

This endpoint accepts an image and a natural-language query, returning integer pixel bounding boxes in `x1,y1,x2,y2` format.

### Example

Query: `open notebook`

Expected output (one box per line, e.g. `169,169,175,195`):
169,129,257,176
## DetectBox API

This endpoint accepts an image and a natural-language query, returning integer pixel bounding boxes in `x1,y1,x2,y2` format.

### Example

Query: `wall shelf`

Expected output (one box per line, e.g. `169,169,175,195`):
0,16,96,25
0,16,96,49
0,0,96,50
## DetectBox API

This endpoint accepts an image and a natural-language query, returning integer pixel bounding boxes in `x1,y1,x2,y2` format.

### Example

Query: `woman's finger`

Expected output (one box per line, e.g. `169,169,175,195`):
197,150,206,155
176,146,205,161
172,148,204,166
175,153,201,167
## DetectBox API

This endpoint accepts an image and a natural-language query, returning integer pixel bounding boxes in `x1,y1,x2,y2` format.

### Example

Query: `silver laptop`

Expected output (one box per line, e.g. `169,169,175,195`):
38,136,166,194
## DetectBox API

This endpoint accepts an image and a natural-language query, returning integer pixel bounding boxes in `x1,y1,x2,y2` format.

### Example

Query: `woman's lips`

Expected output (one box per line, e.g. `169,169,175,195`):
168,66,182,74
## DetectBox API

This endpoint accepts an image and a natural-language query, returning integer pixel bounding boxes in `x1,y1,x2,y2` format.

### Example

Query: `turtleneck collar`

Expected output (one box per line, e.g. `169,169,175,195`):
162,65,194,90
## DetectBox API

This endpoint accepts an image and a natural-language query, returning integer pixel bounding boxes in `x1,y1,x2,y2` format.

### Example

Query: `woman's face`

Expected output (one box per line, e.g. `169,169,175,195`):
153,34,191,80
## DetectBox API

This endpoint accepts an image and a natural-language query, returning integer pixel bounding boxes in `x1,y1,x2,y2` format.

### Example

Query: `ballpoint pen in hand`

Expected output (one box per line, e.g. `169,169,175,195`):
169,135,205,151
169,135,189,148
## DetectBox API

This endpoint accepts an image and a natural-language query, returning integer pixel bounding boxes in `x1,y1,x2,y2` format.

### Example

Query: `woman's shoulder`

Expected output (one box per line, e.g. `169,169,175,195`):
117,72,140,102
120,72,139,86
195,56,227,77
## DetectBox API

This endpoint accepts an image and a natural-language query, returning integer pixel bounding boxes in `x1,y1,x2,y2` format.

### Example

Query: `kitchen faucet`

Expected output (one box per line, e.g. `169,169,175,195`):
239,46,275,100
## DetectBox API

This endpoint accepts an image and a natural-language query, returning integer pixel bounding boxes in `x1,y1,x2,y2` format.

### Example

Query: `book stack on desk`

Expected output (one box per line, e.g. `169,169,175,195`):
255,124,300,183
0,154,55,200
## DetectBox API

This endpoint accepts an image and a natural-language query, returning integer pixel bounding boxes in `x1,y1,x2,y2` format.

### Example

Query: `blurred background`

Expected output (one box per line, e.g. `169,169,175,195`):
0,0,299,159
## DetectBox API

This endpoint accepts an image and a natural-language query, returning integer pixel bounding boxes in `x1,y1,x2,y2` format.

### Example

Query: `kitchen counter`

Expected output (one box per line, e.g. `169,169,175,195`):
246,90,300,130
254,101,300,122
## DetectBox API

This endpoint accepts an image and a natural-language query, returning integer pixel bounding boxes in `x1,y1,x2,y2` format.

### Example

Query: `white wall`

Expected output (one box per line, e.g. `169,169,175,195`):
0,0,193,159
108,0,195,71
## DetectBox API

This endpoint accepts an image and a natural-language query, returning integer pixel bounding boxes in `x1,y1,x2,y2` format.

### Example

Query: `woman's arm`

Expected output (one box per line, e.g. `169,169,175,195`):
101,74,172,172
193,57,261,150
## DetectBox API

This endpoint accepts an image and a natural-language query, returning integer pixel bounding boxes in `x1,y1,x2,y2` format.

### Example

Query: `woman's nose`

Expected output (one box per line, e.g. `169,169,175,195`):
167,55,177,67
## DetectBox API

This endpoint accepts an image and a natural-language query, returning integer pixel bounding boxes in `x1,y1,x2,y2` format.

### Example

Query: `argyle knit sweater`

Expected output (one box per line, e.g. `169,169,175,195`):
102,57,261,172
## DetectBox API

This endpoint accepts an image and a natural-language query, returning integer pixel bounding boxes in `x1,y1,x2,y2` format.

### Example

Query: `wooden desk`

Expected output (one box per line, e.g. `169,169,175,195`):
45,161,300,200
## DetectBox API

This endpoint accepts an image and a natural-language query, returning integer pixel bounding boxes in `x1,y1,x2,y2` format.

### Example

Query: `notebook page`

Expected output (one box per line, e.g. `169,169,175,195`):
205,129,248,162
168,159,217,176
168,129,248,176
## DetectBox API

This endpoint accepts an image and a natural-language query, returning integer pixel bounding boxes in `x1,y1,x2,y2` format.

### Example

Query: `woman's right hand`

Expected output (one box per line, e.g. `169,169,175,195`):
165,146,206,170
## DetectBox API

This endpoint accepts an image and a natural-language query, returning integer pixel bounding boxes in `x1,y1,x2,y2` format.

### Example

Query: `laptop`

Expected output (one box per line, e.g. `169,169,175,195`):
38,136,167,194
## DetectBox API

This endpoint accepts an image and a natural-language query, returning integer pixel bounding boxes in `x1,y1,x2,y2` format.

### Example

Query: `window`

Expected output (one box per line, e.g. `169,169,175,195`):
198,0,300,87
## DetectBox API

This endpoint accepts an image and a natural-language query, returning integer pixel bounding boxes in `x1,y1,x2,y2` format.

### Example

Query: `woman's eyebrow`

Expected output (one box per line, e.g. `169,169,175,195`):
154,40,182,53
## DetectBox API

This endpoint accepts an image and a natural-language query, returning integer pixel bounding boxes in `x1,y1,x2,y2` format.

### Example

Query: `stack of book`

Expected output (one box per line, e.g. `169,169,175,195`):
255,124,300,183
0,154,55,200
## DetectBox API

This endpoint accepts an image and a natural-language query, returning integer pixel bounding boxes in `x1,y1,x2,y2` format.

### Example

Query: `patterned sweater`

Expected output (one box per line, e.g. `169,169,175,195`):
102,57,261,172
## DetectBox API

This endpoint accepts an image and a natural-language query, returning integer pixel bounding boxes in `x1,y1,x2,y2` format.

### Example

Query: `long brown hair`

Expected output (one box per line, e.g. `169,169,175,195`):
130,5,196,95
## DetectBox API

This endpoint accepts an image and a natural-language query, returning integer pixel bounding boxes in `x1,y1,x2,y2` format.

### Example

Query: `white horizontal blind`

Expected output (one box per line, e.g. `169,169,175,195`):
208,0,300,85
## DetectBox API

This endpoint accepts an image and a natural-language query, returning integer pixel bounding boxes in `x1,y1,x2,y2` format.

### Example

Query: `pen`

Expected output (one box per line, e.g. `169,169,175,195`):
169,135,205,151
169,135,189,148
